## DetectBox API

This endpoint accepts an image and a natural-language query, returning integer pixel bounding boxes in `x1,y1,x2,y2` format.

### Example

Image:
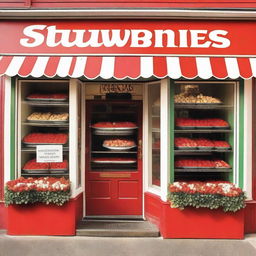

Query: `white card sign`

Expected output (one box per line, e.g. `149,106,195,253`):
36,145,63,163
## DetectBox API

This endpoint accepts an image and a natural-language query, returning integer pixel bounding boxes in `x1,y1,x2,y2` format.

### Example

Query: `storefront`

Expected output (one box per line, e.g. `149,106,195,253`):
0,19,255,237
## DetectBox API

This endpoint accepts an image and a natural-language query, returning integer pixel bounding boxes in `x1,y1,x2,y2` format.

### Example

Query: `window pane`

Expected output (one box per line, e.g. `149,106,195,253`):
149,84,161,186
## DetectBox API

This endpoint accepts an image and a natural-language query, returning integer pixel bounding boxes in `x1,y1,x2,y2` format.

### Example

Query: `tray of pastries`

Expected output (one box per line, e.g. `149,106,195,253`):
27,112,69,123
175,85,222,104
22,159,68,174
92,122,137,130
23,133,68,146
175,118,230,129
26,93,68,101
103,139,136,150
175,137,231,150
175,158,231,169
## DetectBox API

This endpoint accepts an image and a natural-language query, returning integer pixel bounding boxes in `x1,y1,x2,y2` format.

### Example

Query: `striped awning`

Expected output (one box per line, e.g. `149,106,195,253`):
0,56,255,80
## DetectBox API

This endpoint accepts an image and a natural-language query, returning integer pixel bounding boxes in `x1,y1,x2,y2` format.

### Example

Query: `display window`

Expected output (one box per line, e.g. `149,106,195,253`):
171,81,242,184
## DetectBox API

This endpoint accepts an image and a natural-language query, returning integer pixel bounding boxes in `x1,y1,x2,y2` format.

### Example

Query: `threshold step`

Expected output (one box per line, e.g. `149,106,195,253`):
76,220,160,237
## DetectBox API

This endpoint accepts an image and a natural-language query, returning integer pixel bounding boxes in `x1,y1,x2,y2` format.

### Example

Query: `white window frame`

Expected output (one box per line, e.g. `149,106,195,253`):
143,78,170,201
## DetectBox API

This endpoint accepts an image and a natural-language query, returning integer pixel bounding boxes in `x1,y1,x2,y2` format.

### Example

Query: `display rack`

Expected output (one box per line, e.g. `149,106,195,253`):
87,101,140,172
17,80,70,177
173,81,236,181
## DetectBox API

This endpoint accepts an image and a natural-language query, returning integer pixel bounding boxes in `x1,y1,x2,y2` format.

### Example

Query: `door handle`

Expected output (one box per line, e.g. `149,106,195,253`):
138,139,142,160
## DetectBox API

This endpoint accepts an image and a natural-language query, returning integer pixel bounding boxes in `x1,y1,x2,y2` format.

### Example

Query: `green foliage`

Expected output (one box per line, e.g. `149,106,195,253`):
168,192,246,212
5,187,70,206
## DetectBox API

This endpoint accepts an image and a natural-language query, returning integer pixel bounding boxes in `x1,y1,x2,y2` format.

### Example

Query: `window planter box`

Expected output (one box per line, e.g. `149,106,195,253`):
7,194,83,236
161,202,244,239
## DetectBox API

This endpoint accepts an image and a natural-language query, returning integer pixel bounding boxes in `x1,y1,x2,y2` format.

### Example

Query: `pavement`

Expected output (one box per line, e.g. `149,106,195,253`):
1,231,256,256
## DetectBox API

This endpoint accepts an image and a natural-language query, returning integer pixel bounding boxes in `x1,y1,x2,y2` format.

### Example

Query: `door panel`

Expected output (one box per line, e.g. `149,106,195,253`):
85,100,143,216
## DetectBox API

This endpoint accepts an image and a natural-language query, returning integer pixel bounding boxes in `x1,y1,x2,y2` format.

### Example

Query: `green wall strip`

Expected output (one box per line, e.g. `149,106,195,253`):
169,79,175,183
238,80,244,188
10,78,16,180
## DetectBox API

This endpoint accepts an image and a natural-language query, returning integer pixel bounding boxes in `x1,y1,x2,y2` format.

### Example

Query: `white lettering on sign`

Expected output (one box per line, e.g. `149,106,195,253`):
100,83,134,93
20,25,231,49
36,145,63,163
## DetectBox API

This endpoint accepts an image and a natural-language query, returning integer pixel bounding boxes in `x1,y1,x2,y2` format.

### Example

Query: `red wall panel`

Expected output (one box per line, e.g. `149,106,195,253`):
0,77,4,202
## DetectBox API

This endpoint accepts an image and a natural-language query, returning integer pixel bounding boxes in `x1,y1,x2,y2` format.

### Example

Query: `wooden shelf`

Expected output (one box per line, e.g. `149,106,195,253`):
175,104,233,109
175,168,232,173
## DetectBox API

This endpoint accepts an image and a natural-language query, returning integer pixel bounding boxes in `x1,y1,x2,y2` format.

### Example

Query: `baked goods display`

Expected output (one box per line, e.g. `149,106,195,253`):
213,141,231,149
23,159,49,171
175,137,231,149
175,85,222,104
175,159,231,169
26,93,68,101
27,112,69,122
175,137,197,148
103,139,136,149
176,118,229,128
194,138,215,148
23,159,68,172
23,133,68,145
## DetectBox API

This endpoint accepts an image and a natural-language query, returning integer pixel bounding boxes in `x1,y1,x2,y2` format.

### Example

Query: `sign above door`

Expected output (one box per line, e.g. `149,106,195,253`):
1,20,256,56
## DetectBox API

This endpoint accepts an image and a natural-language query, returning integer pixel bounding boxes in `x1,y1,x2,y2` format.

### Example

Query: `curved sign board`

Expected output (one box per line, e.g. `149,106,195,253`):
0,20,255,56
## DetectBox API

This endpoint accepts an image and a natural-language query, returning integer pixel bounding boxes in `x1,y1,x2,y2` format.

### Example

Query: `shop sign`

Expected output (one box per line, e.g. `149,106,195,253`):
1,20,256,56
100,83,134,94
36,145,63,163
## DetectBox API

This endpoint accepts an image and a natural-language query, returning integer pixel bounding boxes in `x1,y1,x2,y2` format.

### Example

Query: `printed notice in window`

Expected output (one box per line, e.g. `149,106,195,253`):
36,145,63,163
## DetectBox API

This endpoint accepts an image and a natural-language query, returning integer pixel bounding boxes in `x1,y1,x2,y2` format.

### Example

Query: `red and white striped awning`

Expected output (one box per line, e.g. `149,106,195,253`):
0,56,255,80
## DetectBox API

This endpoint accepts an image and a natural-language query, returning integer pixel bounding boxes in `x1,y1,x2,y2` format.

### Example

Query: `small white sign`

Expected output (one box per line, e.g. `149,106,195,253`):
36,145,63,163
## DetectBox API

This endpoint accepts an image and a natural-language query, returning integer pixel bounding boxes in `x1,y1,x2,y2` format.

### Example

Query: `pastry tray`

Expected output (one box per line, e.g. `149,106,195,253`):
175,126,196,129
23,169,49,174
92,159,136,164
103,145,137,150
93,130,134,136
197,146,214,149
26,97,68,102
176,166,215,169
92,127,138,131
214,146,231,150
23,142,67,146
27,120,69,123
175,146,197,150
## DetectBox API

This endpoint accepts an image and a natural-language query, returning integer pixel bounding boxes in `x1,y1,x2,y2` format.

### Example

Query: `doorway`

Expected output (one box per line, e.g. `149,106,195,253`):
85,100,143,216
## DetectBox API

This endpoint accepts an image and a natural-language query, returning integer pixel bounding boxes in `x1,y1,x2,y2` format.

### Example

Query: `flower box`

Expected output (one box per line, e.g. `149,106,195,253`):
161,203,244,239
5,177,77,236
162,181,246,239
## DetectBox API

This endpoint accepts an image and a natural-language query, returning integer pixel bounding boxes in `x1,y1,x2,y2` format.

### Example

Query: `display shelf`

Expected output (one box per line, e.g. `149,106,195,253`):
175,149,232,155
175,168,232,173
22,122,69,127
174,129,232,133
91,150,137,154
21,173,69,177
175,104,233,109
22,101,69,107
21,147,69,152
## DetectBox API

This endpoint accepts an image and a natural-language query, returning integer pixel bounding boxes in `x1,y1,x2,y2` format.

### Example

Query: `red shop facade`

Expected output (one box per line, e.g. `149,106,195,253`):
0,12,256,238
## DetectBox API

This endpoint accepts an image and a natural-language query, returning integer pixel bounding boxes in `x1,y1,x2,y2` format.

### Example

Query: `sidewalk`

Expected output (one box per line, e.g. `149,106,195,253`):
1,231,256,256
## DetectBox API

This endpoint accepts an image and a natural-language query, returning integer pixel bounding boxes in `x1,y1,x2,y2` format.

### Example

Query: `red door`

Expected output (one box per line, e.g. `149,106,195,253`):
85,100,143,216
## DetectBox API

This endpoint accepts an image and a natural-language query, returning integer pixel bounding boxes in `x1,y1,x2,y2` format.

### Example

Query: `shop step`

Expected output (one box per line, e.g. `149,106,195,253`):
76,220,160,237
